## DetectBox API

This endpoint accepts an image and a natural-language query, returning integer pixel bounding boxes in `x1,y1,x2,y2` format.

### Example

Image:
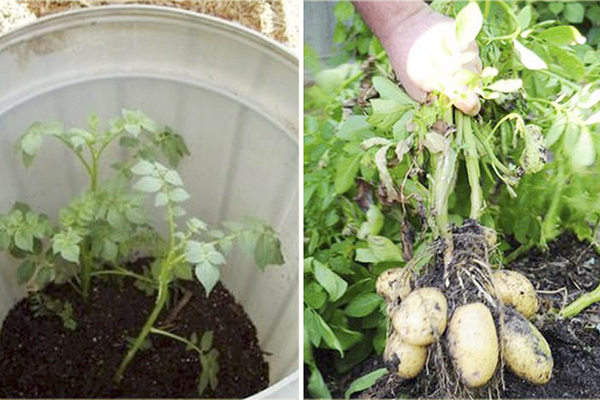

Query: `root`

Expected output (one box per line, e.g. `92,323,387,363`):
413,220,507,399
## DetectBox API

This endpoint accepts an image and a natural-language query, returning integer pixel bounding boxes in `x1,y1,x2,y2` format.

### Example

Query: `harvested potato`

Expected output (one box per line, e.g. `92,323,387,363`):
392,287,448,346
376,267,412,303
447,302,499,388
492,270,539,318
384,330,427,379
503,308,553,384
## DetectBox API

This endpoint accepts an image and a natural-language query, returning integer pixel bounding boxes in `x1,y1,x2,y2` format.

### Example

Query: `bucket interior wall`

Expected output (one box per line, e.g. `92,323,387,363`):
0,6,298,392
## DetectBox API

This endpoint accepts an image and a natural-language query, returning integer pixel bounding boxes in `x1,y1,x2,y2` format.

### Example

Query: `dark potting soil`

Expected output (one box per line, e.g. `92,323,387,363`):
0,260,269,398
313,233,600,399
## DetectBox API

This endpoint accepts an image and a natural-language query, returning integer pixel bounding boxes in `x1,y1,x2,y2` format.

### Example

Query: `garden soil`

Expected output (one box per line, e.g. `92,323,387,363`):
0,259,269,398
315,233,600,399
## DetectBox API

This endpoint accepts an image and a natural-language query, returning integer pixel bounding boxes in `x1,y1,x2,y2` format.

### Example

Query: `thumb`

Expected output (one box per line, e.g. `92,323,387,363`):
454,92,480,117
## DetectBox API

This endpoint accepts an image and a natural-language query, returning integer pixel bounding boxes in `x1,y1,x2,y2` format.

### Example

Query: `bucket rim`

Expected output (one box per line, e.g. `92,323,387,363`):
0,4,299,66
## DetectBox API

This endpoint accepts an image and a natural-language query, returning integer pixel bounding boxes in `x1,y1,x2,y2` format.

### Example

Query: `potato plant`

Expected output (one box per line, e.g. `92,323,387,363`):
0,110,284,395
304,0,600,397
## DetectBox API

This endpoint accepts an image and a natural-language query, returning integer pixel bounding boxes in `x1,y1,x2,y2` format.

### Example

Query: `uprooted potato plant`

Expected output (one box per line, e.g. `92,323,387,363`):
304,0,600,398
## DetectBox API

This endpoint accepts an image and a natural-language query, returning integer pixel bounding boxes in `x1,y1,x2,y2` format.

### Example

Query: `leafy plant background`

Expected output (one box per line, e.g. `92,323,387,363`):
304,1,600,397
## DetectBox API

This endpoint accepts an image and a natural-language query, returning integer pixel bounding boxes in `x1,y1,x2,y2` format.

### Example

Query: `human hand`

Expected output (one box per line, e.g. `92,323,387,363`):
382,7,482,116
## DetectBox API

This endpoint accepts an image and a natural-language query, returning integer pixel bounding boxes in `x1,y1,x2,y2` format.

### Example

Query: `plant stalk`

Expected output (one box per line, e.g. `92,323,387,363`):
458,112,484,220
81,244,93,298
560,283,600,318
115,276,169,382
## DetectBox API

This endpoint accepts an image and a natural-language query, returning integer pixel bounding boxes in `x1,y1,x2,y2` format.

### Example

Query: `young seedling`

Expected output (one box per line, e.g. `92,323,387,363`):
150,328,220,396
115,159,284,381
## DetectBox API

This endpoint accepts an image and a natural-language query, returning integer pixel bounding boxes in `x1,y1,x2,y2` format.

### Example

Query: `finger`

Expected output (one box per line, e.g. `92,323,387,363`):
454,92,480,116
402,81,428,104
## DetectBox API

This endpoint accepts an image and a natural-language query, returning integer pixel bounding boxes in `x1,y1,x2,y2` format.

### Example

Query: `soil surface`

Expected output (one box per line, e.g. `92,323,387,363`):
0,259,269,398
313,233,600,399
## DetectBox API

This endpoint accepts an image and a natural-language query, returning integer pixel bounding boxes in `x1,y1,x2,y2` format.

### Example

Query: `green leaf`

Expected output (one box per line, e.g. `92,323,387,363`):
345,293,383,317
52,229,82,263
307,367,332,399
14,230,33,252
131,159,155,175
545,114,567,147
305,282,328,309
155,192,169,207
337,116,372,141
334,155,361,194
207,250,226,265
17,260,36,284
357,205,384,239
344,368,388,399
355,248,378,263
455,3,483,48
367,236,404,262
313,259,348,302
195,261,220,296
255,232,285,270
547,45,585,82
35,267,54,287
201,331,214,352
571,129,595,168
172,206,186,217
134,176,163,193
368,99,407,130
169,187,190,203
537,26,586,46
164,170,184,186
173,262,193,280
314,312,344,355
564,2,585,23
549,2,564,14
516,5,532,31
371,77,415,106
102,239,118,261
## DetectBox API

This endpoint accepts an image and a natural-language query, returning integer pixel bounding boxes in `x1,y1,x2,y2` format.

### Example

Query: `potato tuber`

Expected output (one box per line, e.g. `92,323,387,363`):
383,330,427,379
447,302,499,388
392,287,448,346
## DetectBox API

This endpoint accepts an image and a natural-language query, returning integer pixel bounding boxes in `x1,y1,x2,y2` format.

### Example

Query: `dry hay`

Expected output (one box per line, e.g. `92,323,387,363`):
18,0,291,45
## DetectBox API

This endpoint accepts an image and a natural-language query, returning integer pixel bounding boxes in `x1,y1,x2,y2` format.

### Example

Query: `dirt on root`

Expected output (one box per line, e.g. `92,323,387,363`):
0,259,269,398
315,233,600,399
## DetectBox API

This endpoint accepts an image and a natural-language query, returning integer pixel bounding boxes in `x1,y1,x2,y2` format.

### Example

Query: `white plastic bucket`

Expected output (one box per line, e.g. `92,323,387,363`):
0,6,299,398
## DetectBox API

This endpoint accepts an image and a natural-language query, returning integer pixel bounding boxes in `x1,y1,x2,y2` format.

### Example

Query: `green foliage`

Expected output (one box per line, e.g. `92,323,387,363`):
344,368,388,399
1,109,285,388
305,0,600,396
30,293,77,331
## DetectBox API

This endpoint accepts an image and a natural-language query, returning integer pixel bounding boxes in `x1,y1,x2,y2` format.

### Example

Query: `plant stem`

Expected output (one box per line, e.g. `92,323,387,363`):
560,283,600,318
91,269,156,286
504,242,533,264
432,148,457,242
458,112,484,220
541,165,565,246
115,276,170,381
116,199,179,382
81,244,93,298
150,327,202,354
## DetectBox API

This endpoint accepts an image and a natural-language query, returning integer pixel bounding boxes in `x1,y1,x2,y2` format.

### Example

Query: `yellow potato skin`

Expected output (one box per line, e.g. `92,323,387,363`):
384,331,427,379
392,287,448,346
447,303,499,388
376,267,412,303
492,270,539,318
503,310,553,384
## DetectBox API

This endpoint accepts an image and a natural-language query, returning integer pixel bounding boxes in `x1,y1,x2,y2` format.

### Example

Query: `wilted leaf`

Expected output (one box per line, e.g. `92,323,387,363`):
455,3,483,48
